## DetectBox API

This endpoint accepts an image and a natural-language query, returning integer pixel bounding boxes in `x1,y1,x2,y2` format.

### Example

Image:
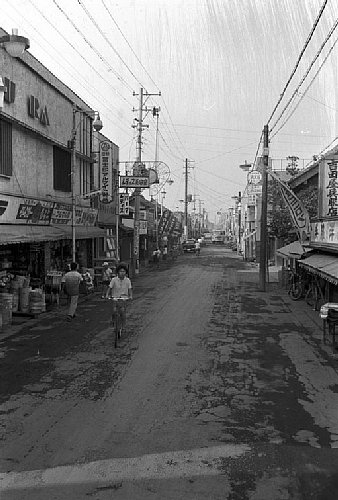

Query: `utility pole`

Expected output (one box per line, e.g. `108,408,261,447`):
153,106,160,249
132,88,161,275
238,191,242,254
259,124,269,291
184,159,194,239
185,159,188,239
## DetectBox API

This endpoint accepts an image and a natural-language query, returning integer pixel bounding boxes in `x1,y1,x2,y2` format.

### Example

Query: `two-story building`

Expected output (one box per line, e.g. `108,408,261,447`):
0,27,108,282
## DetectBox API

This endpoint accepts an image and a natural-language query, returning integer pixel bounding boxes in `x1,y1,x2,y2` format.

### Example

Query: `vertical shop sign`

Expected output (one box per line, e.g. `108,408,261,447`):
119,194,129,215
325,157,338,217
99,141,112,204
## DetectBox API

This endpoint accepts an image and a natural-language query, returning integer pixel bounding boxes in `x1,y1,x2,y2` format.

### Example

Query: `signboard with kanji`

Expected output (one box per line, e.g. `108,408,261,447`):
319,156,338,218
119,194,129,215
248,171,262,185
120,176,149,188
99,141,112,204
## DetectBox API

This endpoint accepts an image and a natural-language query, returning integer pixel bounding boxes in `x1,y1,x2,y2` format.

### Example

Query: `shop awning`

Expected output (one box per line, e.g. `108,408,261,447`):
0,225,106,245
298,253,338,285
276,241,311,259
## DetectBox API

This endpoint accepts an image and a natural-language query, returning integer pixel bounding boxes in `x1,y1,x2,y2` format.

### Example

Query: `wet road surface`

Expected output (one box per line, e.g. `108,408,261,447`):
1,247,338,499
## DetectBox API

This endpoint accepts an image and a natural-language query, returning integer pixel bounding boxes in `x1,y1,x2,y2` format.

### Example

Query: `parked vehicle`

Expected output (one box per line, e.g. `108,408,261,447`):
182,239,196,253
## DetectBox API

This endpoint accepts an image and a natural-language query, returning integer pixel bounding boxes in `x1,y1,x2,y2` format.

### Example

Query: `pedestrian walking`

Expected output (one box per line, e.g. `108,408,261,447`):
101,262,114,298
153,248,161,269
195,240,201,256
64,262,83,321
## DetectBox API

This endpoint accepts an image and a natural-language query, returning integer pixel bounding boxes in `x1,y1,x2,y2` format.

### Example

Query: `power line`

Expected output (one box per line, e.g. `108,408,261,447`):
77,0,145,91
52,0,133,93
271,34,338,138
101,0,160,93
270,17,338,132
266,0,328,125
27,0,132,106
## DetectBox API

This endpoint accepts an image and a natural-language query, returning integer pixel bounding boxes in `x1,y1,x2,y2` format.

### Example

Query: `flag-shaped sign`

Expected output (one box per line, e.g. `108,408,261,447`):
269,170,310,243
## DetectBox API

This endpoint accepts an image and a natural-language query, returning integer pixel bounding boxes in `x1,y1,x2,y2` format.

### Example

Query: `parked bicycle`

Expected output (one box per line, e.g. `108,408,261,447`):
287,269,306,300
287,268,324,311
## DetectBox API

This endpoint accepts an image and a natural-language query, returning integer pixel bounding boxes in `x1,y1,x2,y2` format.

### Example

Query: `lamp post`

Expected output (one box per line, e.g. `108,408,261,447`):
0,29,30,110
70,106,103,262
0,29,30,57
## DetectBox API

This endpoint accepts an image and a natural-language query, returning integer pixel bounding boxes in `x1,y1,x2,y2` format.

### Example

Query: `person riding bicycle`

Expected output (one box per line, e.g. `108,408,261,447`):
106,262,132,332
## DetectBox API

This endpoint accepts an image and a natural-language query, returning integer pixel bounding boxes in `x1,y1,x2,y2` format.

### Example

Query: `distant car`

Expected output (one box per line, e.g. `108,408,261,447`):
203,233,212,244
182,239,196,253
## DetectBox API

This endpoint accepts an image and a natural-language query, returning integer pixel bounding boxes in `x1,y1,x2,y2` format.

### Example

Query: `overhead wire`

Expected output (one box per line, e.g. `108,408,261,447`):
270,17,338,132
77,0,147,91
271,33,338,139
266,0,328,125
100,0,160,93
52,0,134,94
27,0,134,111
7,0,133,139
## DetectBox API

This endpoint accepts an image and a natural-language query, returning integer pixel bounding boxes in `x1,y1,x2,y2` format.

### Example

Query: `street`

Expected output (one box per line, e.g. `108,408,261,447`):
1,246,338,499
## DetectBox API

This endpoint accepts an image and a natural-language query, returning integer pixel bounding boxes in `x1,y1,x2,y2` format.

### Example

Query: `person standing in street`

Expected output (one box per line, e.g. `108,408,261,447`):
101,261,114,298
64,262,83,321
195,239,201,256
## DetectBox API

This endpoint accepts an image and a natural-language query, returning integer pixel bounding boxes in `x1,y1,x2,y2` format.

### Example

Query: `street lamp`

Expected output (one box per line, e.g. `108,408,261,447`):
0,29,30,110
0,29,30,57
70,107,103,261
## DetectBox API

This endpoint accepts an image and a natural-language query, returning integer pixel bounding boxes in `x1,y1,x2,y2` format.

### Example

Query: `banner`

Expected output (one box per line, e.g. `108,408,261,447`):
269,170,310,243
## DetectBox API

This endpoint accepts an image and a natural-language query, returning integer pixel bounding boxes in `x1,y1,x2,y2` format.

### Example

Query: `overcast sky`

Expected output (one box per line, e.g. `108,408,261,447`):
1,0,337,220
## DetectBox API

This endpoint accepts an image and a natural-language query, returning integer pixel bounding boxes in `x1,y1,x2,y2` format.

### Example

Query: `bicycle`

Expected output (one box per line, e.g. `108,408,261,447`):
287,269,305,300
305,274,325,311
110,296,129,348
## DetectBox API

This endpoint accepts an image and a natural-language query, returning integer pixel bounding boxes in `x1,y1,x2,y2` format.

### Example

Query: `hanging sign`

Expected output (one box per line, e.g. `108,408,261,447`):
120,176,149,188
119,194,129,215
99,141,112,203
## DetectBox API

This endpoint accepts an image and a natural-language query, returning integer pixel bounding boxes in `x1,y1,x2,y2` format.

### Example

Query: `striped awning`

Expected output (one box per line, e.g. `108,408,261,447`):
298,253,338,285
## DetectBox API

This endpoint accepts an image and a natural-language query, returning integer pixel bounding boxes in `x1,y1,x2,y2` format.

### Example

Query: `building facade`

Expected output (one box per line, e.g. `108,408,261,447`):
0,27,106,283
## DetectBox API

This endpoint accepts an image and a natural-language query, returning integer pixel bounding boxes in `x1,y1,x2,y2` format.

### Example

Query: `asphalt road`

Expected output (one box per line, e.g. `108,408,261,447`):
1,246,338,499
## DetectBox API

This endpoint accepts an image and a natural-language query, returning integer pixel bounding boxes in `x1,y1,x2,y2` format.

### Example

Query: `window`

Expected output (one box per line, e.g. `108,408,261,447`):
53,146,71,192
0,118,12,176
80,159,94,195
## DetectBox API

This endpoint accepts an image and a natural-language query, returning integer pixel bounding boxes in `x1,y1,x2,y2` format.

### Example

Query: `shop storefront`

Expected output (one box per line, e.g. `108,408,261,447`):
0,194,106,283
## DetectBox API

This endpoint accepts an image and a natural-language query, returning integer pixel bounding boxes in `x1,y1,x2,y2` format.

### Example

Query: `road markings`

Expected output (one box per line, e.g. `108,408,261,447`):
0,444,250,491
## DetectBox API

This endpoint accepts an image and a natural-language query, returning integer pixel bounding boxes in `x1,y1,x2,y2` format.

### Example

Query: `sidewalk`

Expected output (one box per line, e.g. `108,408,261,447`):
0,290,100,342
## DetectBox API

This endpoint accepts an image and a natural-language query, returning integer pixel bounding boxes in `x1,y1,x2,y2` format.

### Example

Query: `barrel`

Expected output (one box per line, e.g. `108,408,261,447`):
20,287,31,313
29,290,43,315
10,282,20,312
0,293,13,326
11,290,19,312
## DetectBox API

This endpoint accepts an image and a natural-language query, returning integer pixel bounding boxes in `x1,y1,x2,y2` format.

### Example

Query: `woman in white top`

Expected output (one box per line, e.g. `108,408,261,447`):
106,263,132,331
